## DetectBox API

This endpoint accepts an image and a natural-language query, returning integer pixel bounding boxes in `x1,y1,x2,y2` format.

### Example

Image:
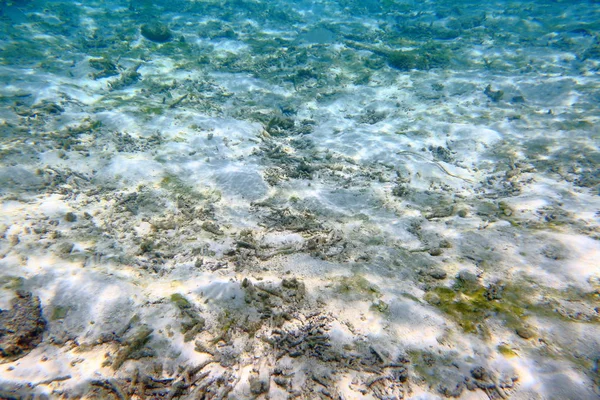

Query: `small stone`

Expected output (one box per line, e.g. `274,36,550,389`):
282,277,301,289
484,84,504,102
64,212,77,222
140,240,154,253
372,300,389,313
471,366,490,380
266,116,294,136
58,242,74,255
202,221,224,235
439,239,452,248
457,208,468,218
273,376,289,387
141,22,173,43
428,268,447,280
516,326,535,339
457,270,478,284
429,248,443,256
485,283,504,300
249,376,269,394
392,184,409,197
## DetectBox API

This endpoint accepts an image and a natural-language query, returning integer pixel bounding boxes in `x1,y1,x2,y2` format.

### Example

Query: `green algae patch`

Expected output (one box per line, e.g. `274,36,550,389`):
171,293,192,310
371,299,390,314
336,274,381,300
213,309,235,344
171,293,206,342
139,106,165,116
425,283,528,336
160,174,221,203
160,174,202,199
51,306,69,321
427,276,600,337
497,344,518,358
387,43,452,71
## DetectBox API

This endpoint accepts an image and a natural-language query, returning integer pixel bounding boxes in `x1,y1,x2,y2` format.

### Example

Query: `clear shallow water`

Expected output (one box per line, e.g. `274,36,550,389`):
0,0,599,399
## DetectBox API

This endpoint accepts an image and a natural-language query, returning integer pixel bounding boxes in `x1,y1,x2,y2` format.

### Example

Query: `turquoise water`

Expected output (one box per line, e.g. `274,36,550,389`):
0,1,599,398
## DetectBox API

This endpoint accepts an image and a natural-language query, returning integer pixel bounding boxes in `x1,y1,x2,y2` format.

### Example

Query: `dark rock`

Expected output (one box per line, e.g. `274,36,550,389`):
89,58,118,80
141,22,173,43
64,212,77,222
387,45,451,71
457,208,468,218
439,239,453,249
471,366,490,380
140,240,154,253
429,248,443,256
484,283,504,300
0,291,46,362
484,84,504,102
266,116,295,136
429,268,447,280
392,183,409,197
358,110,387,125
33,101,64,115
58,242,74,255
429,145,454,163
89,57,116,71
112,325,153,370
273,376,289,387
249,376,269,394
388,51,416,70
282,277,302,289
202,221,224,236
108,63,142,91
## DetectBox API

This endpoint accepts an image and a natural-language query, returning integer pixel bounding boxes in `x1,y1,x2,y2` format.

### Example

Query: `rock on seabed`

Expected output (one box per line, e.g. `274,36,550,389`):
140,22,173,43
0,291,46,362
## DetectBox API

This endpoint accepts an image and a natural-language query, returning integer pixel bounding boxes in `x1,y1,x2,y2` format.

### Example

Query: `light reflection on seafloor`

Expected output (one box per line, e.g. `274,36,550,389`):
0,0,599,398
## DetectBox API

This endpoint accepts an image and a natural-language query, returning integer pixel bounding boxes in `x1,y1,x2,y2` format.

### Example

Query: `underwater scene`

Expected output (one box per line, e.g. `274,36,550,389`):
0,0,599,398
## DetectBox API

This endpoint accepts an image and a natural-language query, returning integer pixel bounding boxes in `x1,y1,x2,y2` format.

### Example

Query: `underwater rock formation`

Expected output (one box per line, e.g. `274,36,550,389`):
0,291,46,362
140,22,172,43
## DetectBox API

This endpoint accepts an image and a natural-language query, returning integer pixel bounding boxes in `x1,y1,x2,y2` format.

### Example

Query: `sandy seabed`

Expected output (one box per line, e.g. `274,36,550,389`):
0,0,599,399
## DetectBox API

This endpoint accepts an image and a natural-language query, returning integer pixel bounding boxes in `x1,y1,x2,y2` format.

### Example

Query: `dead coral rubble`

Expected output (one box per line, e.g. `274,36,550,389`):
0,291,46,363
